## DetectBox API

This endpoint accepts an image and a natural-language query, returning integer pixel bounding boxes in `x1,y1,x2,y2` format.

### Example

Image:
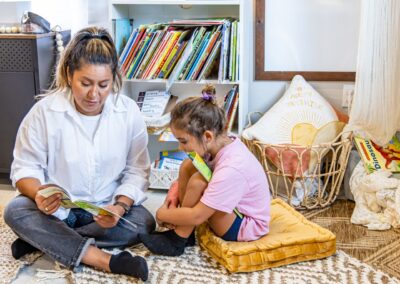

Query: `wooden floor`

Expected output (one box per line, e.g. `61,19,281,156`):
302,200,400,279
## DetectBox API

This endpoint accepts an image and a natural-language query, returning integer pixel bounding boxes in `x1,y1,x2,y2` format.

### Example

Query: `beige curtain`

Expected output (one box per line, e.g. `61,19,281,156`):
347,0,400,145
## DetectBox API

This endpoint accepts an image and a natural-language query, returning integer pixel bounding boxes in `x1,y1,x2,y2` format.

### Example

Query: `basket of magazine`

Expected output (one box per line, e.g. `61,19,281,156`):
149,150,186,189
242,132,353,209
149,167,179,190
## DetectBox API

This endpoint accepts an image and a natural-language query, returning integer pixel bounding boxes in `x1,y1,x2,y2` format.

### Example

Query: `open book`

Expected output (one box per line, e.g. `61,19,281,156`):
38,186,137,228
354,134,400,174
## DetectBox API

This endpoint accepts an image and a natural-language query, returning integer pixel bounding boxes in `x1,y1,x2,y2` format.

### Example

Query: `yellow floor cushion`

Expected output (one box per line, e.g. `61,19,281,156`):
197,198,336,273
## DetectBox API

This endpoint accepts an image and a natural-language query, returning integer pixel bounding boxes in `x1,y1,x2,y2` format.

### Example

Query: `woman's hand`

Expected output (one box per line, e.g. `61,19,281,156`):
34,185,62,215
93,205,123,228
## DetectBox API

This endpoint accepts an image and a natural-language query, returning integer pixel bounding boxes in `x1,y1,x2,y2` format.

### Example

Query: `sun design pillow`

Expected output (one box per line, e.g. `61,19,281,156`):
243,75,339,144
242,75,344,175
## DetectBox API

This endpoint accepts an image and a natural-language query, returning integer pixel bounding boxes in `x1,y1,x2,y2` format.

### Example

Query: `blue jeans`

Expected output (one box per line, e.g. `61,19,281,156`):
4,195,156,270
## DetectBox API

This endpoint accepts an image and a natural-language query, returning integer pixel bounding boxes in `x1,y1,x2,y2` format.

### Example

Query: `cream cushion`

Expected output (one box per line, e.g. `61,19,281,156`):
197,199,336,273
242,75,339,145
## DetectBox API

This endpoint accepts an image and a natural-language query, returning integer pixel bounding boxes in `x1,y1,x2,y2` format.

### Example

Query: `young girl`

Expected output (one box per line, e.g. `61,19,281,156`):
4,27,155,281
140,85,271,256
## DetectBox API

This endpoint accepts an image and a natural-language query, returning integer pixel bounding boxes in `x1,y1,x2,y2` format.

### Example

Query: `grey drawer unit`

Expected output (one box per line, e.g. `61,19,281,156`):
0,31,71,173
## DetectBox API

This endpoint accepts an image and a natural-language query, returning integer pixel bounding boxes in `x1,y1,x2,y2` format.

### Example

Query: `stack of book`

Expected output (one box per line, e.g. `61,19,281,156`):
224,85,239,133
118,18,239,83
154,150,187,171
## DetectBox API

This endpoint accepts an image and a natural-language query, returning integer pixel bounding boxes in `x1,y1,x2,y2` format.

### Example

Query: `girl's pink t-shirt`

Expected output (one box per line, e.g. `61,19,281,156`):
200,137,271,241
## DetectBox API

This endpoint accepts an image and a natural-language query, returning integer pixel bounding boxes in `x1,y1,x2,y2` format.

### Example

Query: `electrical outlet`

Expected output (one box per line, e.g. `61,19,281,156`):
342,84,355,108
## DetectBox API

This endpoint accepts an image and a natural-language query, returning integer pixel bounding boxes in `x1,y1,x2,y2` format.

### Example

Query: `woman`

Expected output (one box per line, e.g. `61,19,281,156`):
4,27,155,281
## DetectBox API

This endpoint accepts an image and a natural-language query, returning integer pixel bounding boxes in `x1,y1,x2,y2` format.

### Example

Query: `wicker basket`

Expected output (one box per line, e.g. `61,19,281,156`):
149,167,179,190
242,132,352,209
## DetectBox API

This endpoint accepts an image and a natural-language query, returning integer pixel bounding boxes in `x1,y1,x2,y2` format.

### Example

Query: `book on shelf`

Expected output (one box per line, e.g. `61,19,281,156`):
354,134,400,174
154,150,187,170
118,18,239,83
223,85,239,133
142,28,175,79
177,27,207,80
120,26,147,75
38,186,137,229
198,40,221,81
135,29,166,79
113,18,133,56
218,20,231,81
126,30,157,79
137,90,177,118
190,28,222,80
160,149,188,161
158,30,190,79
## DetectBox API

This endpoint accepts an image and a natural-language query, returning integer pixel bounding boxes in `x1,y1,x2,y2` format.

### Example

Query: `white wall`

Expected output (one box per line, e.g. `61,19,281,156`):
0,0,88,35
0,0,355,117
248,0,354,120
30,0,88,35
0,1,31,23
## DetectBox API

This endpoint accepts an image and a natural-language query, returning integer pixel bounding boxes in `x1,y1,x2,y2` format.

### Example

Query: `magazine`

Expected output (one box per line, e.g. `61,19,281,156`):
354,134,400,174
38,186,137,228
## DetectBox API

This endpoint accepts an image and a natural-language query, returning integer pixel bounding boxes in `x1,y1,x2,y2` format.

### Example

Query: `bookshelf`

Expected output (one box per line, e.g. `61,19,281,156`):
109,0,249,164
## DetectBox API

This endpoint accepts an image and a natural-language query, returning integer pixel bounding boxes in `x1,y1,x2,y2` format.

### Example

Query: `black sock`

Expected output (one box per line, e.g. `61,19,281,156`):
109,251,148,281
11,238,39,259
152,230,195,247
186,231,196,247
139,230,188,256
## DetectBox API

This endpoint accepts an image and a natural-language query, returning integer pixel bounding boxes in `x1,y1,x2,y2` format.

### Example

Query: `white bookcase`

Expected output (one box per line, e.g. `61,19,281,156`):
109,0,250,162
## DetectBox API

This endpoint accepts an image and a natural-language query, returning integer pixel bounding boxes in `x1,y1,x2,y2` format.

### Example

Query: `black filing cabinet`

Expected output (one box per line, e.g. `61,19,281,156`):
0,31,70,173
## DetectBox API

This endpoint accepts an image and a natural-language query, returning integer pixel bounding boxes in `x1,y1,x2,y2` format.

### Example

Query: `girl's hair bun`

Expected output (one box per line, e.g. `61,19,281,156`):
201,84,216,102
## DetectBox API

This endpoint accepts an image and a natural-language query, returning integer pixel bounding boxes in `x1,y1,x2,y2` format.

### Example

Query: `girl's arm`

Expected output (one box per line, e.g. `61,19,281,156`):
157,201,216,226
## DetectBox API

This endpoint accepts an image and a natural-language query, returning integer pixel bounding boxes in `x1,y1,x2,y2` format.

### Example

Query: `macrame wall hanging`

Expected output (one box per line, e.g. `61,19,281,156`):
347,0,400,146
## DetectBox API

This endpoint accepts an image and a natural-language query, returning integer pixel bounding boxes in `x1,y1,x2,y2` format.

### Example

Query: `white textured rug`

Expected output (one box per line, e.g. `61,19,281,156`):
1,211,400,284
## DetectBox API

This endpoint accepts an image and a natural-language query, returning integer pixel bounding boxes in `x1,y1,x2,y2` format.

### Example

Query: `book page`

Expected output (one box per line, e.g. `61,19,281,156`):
38,186,77,209
140,91,171,117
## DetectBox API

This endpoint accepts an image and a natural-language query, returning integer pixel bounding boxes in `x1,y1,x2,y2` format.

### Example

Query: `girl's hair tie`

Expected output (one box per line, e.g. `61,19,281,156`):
202,91,214,102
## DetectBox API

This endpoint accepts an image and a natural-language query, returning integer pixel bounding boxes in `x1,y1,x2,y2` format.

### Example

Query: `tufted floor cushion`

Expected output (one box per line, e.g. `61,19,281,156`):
197,198,336,273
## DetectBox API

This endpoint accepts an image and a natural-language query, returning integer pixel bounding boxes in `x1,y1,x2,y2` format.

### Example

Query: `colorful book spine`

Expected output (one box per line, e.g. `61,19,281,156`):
121,27,147,76
226,91,239,133
135,30,165,79
198,40,221,80
129,31,157,79
157,30,189,79
151,31,182,79
182,30,212,80
218,21,231,81
163,40,188,79
119,28,137,67
125,30,153,79
142,31,173,79
177,27,207,80
191,29,221,80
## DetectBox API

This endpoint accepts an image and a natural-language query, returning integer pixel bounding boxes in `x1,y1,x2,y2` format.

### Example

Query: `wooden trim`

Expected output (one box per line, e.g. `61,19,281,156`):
254,0,355,81
0,31,71,39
